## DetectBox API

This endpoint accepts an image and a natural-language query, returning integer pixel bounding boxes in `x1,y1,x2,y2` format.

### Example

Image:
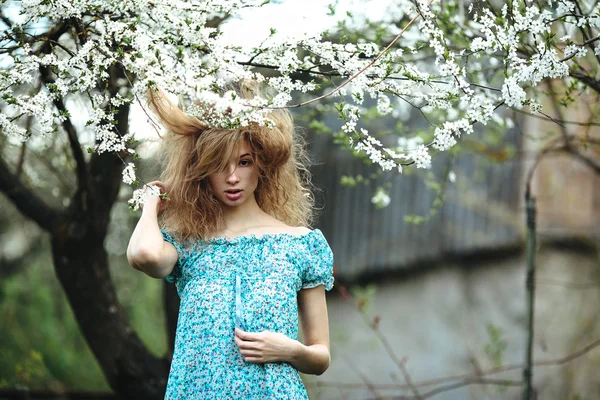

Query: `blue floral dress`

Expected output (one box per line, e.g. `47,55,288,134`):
160,228,334,400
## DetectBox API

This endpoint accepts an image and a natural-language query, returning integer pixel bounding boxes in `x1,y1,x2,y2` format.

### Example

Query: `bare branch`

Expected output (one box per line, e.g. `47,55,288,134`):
512,108,600,127
546,80,570,141
16,142,27,177
570,71,600,94
0,11,13,30
315,337,600,395
399,357,423,400
566,146,600,174
51,92,91,193
341,354,383,399
15,113,33,176
545,79,600,175
415,377,522,399
0,156,61,233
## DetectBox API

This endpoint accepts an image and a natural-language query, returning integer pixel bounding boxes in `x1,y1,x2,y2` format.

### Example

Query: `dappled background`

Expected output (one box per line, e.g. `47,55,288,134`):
2,0,600,399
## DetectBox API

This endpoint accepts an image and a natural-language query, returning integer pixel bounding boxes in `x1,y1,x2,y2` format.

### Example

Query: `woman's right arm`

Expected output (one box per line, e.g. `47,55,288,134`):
127,192,178,279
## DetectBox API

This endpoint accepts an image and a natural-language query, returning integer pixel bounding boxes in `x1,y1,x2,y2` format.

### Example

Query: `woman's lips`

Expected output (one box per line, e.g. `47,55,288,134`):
225,190,243,201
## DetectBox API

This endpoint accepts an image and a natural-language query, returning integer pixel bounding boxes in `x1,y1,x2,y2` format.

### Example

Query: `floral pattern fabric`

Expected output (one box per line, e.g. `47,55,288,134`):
160,229,334,399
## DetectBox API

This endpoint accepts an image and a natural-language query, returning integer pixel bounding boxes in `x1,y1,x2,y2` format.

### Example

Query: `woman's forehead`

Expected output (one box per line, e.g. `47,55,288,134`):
233,139,252,156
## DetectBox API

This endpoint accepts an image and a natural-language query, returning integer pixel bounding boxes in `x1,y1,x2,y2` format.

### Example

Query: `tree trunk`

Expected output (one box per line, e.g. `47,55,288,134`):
50,102,171,398
51,220,169,399
46,101,171,398
163,282,180,358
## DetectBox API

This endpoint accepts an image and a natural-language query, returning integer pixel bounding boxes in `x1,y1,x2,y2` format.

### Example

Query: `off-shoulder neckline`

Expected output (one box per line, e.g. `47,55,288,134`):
201,228,322,245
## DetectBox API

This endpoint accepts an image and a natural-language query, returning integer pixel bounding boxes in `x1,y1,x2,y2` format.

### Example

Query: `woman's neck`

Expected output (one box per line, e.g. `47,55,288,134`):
220,195,267,233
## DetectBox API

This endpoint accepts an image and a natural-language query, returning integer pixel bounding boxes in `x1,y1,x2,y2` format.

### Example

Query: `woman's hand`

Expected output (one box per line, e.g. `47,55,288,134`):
143,180,169,215
234,328,302,364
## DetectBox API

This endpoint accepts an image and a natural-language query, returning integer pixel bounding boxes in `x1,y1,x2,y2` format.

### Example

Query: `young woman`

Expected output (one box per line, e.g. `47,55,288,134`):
127,85,334,399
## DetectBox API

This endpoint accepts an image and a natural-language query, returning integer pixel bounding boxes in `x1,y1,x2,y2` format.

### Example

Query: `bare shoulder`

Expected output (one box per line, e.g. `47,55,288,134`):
291,226,312,235
260,215,312,236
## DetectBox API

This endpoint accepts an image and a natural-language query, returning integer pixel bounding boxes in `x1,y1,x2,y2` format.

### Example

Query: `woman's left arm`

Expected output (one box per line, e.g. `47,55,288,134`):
234,285,331,375
291,285,331,375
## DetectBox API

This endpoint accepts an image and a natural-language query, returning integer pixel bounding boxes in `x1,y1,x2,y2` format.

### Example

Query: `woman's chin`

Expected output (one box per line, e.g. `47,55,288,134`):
219,195,245,207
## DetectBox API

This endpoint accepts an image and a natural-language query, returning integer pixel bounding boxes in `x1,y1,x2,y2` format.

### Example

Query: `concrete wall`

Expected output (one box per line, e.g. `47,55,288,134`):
302,244,600,399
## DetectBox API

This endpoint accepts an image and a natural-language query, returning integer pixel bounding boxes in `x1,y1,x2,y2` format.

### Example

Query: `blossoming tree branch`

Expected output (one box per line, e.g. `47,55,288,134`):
2,0,599,209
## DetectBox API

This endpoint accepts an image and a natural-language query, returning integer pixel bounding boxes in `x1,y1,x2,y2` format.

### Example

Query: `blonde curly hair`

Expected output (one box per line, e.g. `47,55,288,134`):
148,83,315,241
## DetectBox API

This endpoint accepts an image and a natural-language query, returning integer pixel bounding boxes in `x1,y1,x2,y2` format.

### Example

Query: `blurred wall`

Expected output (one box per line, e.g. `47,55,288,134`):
303,243,600,400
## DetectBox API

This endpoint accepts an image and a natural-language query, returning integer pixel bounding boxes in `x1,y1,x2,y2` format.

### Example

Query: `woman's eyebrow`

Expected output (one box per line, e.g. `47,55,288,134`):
239,153,251,158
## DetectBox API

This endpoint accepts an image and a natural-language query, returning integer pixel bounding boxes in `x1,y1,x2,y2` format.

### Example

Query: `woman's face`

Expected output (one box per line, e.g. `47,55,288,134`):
207,140,259,207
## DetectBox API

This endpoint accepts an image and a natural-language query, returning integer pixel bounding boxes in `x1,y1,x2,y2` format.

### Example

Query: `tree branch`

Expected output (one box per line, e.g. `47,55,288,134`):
560,34,600,62
341,353,383,398
52,92,91,194
511,107,600,127
398,357,423,400
278,3,429,109
34,21,91,198
0,156,61,233
239,60,501,92
314,337,600,396
0,11,13,30
545,79,600,175
566,146,600,174
570,70,600,95
415,377,523,399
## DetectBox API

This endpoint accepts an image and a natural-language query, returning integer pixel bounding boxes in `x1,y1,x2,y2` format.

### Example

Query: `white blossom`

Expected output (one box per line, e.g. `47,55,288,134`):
371,188,391,209
409,145,432,169
564,45,588,58
448,171,456,183
502,76,527,108
122,163,136,185
128,185,161,211
377,95,393,115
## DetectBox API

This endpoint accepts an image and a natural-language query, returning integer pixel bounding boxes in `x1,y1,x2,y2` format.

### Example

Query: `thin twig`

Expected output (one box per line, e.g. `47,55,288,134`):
511,108,600,127
342,354,383,399
398,357,423,400
416,377,523,399
313,337,600,392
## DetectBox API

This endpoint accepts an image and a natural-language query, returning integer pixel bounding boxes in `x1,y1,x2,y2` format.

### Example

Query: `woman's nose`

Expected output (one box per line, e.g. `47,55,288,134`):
226,166,240,184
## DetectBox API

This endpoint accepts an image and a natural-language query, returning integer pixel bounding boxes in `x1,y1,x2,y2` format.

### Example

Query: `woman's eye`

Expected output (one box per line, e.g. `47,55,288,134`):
240,159,251,166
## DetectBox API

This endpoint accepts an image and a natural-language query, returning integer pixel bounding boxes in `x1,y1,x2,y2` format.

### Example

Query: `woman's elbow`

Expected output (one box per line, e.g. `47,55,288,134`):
315,355,331,376
127,245,160,271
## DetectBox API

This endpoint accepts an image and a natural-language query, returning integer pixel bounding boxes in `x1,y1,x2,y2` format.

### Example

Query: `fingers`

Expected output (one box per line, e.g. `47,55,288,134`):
142,181,169,213
239,349,261,358
235,329,265,363
234,335,254,350
235,328,260,341
241,357,262,363
146,180,168,194
238,343,264,363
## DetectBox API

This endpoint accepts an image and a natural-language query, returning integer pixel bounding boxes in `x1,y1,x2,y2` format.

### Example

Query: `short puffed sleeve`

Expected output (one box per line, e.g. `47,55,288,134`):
299,229,335,291
160,229,185,284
